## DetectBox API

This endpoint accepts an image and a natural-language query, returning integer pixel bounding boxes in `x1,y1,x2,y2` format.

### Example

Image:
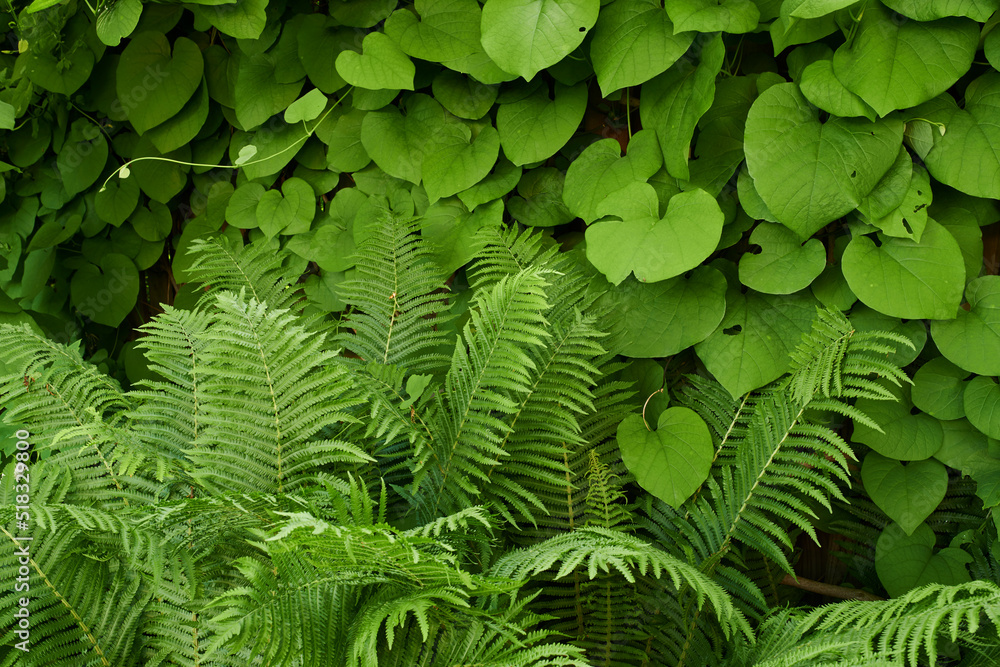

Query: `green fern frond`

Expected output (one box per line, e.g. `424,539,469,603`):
336,204,453,373
186,235,305,314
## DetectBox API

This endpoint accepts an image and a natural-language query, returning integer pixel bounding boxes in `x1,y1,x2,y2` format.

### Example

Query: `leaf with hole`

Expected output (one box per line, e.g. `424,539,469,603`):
738,222,825,295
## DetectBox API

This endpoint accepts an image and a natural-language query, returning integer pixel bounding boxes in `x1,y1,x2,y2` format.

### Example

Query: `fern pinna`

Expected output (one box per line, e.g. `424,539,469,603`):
0,203,998,666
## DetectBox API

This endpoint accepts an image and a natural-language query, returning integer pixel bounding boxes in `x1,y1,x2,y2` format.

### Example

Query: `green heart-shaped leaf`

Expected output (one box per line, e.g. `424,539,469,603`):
617,407,713,508
863,452,948,536
745,82,902,239
606,267,727,358
361,95,451,184
855,147,911,223
117,31,204,134
146,79,210,154
842,220,965,320
908,73,1000,200
854,383,943,461
284,89,328,124
738,222,825,295
130,201,172,242
911,356,968,421
193,0,267,39
507,168,574,227
70,253,140,328
336,31,415,91
481,0,599,81
666,0,760,34
422,126,500,202
639,34,724,180
96,0,142,47
496,82,588,166
590,0,695,96
875,522,972,597
95,173,140,226
849,304,926,367
432,70,498,120
586,184,723,285
256,178,316,239
56,119,108,199
458,158,521,210
931,276,1000,375
420,199,501,278
562,131,662,223
798,58,876,120
384,0,482,63
233,51,304,130
964,376,1000,440
831,2,977,117
695,286,819,398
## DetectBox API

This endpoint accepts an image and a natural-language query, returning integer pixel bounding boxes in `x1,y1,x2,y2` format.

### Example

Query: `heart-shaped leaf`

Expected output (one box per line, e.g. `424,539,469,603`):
256,178,316,239
361,95,451,184
875,522,972,597
798,58,876,120
336,31,415,91
695,286,819,398
384,0,482,63
842,220,965,320
56,119,108,199
95,172,140,226
590,0,695,96
96,0,142,47
911,356,968,421
480,0,600,81
831,2,978,117
130,201,172,242
854,383,943,461
193,0,267,39
605,266,727,358
964,376,1000,440
931,276,1000,375
284,89,328,124
432,70,498,120
420,199,502,278
507,168,574,227
422,125,500,202
738,222,825,294
863,452,948,535
117,32,204,135
226,183,266,229
666,0,760,34
617,407,713,508
745,82,902,239
586,184,723,285
850,304,926,367
562,131,663,223
639,35,724,180
69,253,140,328
233,51,305,130
496,82,587,166
908,73,1000,199
458,158,521,210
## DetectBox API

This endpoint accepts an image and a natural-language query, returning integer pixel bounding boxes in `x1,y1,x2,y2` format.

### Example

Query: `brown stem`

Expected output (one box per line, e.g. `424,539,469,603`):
780,573,883,601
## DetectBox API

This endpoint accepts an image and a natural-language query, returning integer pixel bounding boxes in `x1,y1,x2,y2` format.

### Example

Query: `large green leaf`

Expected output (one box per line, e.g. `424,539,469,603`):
842,220,965,320
384,0,482,63
233,50,304,130
931,276,1000,375
606,266,727,358
507,168,574,227
361,95,451,184
590,0,694,96
617,408,713,508
96,0,142,47
336,31,416,91
56,119,108,199
875,523,972,597
831,2,978,117
907,73,1000,200
117,31,203,134
744,82,902,239
799,58,876,120
562,130,662,223
480,0,600,81
193,0,267,39
694,285,818,398
911,356,968,421
964,376,1000,440
69,253,140,328
863,453,948,536
496,82,587,166
738,222,825,294
665,0,760,34
422,126,500,202
585,184,724,285
854,383,943,461
145,79,210,153
639,34,725,180
256,178,316,239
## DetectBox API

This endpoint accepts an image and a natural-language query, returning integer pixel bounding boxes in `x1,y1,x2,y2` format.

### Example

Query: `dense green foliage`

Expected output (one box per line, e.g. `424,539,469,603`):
2,0,1000,663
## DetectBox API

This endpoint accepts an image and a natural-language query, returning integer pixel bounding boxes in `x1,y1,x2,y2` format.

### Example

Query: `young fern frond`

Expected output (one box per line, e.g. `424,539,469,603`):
336,203,453,373
188,291,370,494
185,236,305,314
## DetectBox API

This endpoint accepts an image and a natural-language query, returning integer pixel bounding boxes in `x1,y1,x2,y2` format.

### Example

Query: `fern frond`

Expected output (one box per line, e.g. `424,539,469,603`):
336,204,453,373
185,235,305,314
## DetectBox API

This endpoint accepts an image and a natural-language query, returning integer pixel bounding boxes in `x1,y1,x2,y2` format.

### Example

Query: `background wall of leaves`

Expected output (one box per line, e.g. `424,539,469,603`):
1,0,1000,598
